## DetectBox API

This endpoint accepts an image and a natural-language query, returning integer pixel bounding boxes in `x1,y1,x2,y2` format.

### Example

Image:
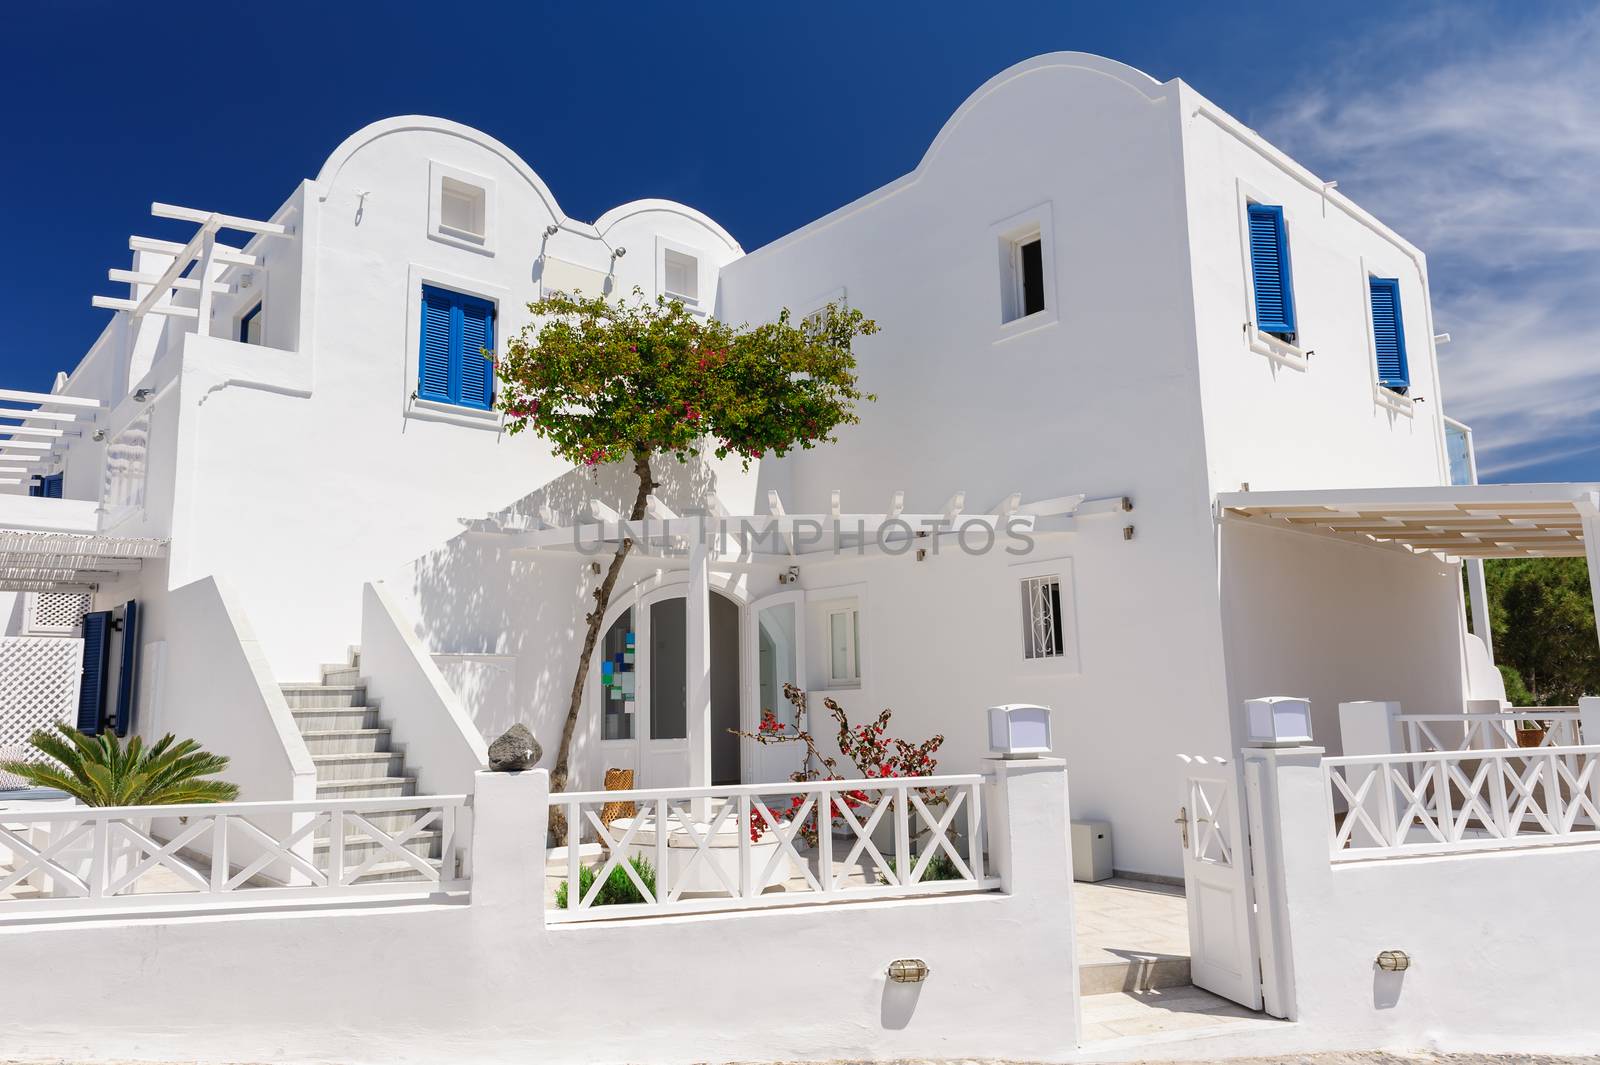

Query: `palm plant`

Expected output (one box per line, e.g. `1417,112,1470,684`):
0,726,239,806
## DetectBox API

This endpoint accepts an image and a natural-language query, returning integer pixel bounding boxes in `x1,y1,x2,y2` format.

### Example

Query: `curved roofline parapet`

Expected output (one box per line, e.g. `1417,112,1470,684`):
314,117,743,252
917,52,1169,172
594,198,744,255
737,52,1171,266
313,115,567,221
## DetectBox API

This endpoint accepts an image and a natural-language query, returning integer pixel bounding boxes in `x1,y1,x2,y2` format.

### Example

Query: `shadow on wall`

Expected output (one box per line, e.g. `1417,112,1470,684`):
405,453,722,778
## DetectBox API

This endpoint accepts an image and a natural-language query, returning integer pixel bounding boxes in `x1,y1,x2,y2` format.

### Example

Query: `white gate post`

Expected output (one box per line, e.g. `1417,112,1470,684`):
1240,741,1325,1022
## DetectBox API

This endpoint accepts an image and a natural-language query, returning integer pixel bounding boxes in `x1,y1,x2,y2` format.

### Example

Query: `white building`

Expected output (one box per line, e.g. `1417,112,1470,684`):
3,51,1596,888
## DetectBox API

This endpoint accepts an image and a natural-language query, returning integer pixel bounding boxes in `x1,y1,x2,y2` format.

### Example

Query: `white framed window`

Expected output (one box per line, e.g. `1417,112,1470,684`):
828,607,861,684
655,238,707,309
799,286,847,337
1009,557,1080,673
663,249,699,302
427,161,497,255
237,301,263,345
992,203,1058,338
440,177,487,240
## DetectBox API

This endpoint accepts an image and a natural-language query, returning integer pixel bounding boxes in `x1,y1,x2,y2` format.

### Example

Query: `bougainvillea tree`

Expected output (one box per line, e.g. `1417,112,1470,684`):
494,289,877,826
735,683,947,849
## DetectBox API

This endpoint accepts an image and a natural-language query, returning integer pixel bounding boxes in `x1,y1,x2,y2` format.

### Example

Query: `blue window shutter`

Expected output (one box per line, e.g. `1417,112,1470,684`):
418,287,454,402
457,299,494,410
1369,277,1409,392
44,473,63,498
28,477,42,497
114,600,141,738
77,611,112,736
1248,204,1297,336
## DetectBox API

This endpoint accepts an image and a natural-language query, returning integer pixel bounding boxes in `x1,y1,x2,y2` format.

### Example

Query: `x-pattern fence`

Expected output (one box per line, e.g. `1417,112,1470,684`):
550,775,996,923
0,796,469,914
1325,745,1600,860
1397,711,1581,755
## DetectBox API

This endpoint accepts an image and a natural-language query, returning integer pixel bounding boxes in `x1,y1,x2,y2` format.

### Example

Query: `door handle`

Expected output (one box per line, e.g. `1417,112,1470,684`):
1174,805,1190,848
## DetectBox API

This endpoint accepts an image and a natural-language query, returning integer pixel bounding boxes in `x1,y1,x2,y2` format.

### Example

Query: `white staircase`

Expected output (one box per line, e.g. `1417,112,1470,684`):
281,649,442,881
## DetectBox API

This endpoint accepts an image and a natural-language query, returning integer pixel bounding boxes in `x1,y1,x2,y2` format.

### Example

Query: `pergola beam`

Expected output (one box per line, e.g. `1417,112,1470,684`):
0,389,102,411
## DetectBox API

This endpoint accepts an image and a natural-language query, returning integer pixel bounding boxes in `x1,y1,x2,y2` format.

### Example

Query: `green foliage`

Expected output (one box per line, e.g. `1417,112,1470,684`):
0,726,240,806
554,855,657,908
917,850,964,883
1470,558,1598,705
494,289,877,469
1498,663,1535,707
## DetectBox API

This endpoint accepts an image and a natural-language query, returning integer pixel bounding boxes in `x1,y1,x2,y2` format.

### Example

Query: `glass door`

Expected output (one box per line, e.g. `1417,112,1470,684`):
744,590,806,783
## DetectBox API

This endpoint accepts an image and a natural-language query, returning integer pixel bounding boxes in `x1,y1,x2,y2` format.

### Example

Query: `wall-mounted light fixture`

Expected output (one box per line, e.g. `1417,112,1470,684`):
92,429,106,442
887,958,930,984
612,246,627,259
133,388,153,402
545,224,560,238
1376,950,1410,972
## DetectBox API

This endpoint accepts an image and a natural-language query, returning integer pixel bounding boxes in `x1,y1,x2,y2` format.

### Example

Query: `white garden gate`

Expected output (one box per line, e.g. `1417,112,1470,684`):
1175,756,1262,1011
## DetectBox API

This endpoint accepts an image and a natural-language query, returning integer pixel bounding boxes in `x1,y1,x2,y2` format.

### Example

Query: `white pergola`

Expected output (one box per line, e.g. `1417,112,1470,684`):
1218,482,1600,661
91,201,291,336
0,388,104,489
0,531,169,593
465,488,1134,793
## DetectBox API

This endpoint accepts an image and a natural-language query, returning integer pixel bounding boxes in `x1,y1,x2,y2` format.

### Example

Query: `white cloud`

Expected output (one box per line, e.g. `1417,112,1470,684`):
1257,8,1600,480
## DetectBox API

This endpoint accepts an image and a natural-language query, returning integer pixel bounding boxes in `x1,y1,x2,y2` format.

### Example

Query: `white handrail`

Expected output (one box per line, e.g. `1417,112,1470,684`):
1324,745,1600,861
550,774,994,923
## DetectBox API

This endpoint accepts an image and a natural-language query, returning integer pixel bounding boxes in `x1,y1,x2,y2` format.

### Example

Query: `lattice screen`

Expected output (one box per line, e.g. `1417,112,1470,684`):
0,637,84,782
26,592,91,635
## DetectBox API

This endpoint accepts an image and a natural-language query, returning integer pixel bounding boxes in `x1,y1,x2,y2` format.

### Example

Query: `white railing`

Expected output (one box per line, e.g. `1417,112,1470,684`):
1398,710,1582,754
548,775,996,923
0,795,469,915
1325,745,1600,861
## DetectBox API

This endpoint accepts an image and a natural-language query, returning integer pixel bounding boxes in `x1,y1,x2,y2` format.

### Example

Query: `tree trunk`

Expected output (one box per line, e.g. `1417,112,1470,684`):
547,450,656,841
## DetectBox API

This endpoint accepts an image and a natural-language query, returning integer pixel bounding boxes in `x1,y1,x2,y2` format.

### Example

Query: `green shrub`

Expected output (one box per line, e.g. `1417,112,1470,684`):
917,850,964,883
554,855,657,908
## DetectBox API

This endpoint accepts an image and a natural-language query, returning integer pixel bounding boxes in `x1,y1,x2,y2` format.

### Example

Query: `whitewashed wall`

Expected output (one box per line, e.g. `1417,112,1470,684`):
0,762,1079,1065
1179,82,1450,494
1218,521,1468,754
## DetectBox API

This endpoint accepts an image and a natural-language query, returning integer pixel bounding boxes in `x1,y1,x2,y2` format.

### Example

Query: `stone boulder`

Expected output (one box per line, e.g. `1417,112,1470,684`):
487,724,542,772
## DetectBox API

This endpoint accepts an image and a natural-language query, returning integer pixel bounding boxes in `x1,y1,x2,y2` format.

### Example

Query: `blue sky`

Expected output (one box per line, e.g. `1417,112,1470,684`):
3,1,1595,482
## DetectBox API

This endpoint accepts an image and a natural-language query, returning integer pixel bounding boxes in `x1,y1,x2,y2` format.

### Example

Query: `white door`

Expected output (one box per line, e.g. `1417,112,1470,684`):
1176,757,1262,1010
639,592,691,787
743,590,806,783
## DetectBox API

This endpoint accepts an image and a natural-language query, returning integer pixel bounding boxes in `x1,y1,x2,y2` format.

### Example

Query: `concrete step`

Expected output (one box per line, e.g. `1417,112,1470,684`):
292,707,377,731
320,664,362,686
313,752,404,781
316,776,416,799
1079,955,1192,996
280,684,366,710
300,728,391,755
314,829,442,863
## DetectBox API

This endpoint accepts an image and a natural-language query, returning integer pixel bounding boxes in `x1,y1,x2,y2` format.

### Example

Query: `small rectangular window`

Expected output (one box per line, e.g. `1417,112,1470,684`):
238,302,263,345
1001,230,1047,324
1020,576,1065,660
439,177,487,240
663,249,699,302
828,607,860,684
1247,204,1297,341
1369,276,1410,394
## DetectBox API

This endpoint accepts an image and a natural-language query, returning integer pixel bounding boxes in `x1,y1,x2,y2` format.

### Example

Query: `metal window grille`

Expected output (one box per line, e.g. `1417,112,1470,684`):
1020,576,1064,660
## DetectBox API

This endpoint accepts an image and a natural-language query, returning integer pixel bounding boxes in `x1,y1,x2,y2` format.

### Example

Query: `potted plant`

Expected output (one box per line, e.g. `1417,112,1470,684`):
1516,719,1548,748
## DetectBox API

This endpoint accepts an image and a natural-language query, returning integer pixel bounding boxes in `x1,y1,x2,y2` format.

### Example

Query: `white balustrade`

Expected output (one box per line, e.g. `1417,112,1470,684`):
549,775,995,923
0,795,469,914
1397,710,1582,754
1325,745,1600,860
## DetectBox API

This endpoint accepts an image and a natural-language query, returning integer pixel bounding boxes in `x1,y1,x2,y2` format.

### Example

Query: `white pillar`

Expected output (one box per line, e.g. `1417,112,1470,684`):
1466,558,1494,665
1337,701,1400,849
1580,697,1600,747
686,537,712,815
195,231,217,338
